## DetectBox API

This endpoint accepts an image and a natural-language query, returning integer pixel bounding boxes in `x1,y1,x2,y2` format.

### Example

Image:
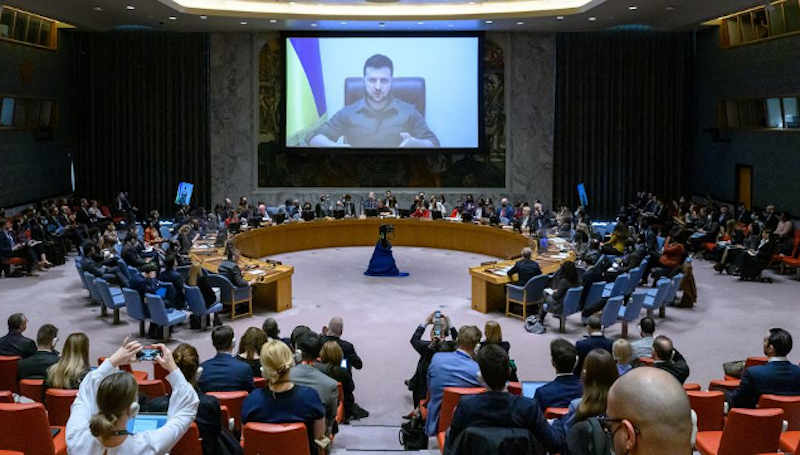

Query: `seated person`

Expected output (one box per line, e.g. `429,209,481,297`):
728,328,800,408
199,326,254,392
733,229,776,278
0,217,40,274
45,333,91,392
158,255,186,309
575,316,613,374
290,332,340,436
425,325,482,436
17,323,60,381
219,242,249,288
121,234,151,269
186,263,223,327
650,336,690,384
529,261,580,334
130,262,171,306
143,221,164,248
262,317,293,347
445,344,565,453
506,247,542,286
236,327,268,378
408,311,458,408
613,339,634,375
320,317,364,372
645,236,685,285
630,317,655,360
242,340,326,455
599,223,629,256
0,313,37,358
314,341,356,422
534,338,583,411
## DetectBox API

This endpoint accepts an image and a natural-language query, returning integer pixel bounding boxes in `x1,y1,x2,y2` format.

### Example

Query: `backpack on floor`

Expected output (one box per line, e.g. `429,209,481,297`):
399,414,428,450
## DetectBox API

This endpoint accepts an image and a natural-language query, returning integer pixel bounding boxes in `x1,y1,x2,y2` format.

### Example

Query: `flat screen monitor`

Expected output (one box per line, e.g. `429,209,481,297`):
126,413,168,434
285,35,480,150
175,182,194,206
521,381,549,399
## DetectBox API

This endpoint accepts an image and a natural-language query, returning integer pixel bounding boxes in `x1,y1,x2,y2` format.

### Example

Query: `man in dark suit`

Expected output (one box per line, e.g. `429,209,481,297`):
575,316,613,374
158,255,186,309
262,317,292,348
321,316,368,420
729,328,800,408
198,325,254,392
446,344,565,454
218,242,249,288
651,335,690,384
534,338,583,411
506,247,542,286
121,235,150,269
17,324,59,380
0,313,37,358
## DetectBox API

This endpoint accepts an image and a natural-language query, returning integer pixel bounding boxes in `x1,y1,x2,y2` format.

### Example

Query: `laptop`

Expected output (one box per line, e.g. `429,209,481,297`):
126,413,168,434
521,381,549,399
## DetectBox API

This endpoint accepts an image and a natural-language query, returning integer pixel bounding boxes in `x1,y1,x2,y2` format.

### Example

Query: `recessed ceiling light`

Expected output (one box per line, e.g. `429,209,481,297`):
126,5,135,10
200,15,207,19
269,19,277,23
556,15,564,20
417,21,424,24
168,16,177,20
484,20,493,24
340,21,347,24
516,21,524,25
93,6,103,11
588,16,596,21
240,21,247,24
311,23,317,26
628,5,637,10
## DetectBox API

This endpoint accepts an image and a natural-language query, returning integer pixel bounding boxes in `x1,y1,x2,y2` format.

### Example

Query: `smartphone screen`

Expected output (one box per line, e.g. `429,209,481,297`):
340,359,348,369
137,348,161,361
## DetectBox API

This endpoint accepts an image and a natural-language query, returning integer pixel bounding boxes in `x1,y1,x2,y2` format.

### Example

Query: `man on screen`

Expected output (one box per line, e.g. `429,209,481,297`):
308,54,440,148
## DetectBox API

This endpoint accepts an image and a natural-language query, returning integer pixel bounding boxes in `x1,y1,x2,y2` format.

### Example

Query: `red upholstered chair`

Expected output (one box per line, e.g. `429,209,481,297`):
437,387,486,453
335,382,345,424
0,402,67,455
220,405,232,431
0,391,12,403
683,382,702,392
507,382,521,396
45,388,78,426
153,361,172,395
138,379,167,399
687,391,726,431
18,378,45,401
97,357,147,381
696,408,784,455
710,356,768,391
207,391,249,432
545,407,569,419
637,356,654,365
758,394,800,454
243,422,310,455
171,422,202,455
779,231,800,274
0,356,20,394
254,377,266,389
0,450,25,454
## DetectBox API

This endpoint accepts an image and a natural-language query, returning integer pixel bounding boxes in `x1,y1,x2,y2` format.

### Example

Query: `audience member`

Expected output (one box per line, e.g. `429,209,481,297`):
478,320,510,353
218,242,249,288
315,341,356,422
0,313,37,358
529,261,580,334
290,331,339,435
630,317,655,359
17,323,59,381
321,317,363,371
186,263,222,327
533,338,583,411
604,367,693,455
199,326,254,392
651,335,690,384
158,255,186,309
407,311,458,409
445,344,565,453
425,325,482,436
236,327,268,378
262,317,292,347
46,332,91,390
728,328,800,408
613,339,634,375
242,340,326,455
65,340,199,454
575,316,613,374
506,247,542,286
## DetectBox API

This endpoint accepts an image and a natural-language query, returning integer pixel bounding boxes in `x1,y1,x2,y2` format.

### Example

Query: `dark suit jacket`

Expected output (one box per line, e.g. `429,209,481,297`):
507,259,542,286
143,391,223,455
198,353,254,392
652,350,690,384
17,350,59,379
122,244,147,268
159,269,185,306
0,332,37,358
321,335,363,370
533,374,583,411
575,335,613,374
728,361,800,408
218,261,249,288
0,230,14,258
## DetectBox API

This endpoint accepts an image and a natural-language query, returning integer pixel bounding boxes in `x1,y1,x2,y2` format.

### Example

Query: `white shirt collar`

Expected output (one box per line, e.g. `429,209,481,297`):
769,356,789,362
589,332,603,337
556,373,573,377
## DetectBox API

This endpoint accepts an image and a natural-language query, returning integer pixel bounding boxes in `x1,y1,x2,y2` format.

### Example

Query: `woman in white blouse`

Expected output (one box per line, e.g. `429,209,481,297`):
66,340,199,454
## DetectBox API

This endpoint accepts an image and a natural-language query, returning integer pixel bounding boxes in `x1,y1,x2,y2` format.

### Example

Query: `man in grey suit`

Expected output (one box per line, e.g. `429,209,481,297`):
290,331,340,435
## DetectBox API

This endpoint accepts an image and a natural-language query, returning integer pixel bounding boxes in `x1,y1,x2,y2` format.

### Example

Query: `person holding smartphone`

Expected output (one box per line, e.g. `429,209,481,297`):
406,311,458,411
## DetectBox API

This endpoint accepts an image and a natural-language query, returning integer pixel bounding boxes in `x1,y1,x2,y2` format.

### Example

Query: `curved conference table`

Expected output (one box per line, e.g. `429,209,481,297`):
193,218,572,316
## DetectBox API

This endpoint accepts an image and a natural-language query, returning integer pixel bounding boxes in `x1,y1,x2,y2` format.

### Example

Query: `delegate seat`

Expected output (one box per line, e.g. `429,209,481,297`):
780,231,800,277
94,278,126,324
185,285,223,330
254,377,266,389
710,356,768,391
45,388,78,426
582,281,607,320
0,391,12,403
171,422,202,455
0,356,20,394
552,286,583,333
687,391,726,432
144,293,187,341
626,266,644,296
18,378,44,402
206,273,253,320
545,407,569,419
437,387,486,454
505,274,548,320
636,277,670,318
122,287,148,337
242,422,310,455
617,292,645,338
138,379,167,399
507,382,521,395
0,402,67,455
758,394,800,454
696,408,783,455
602,273,629,299
336,382,345,424
207,391,248,433
684,383,702,391
600,295,624,330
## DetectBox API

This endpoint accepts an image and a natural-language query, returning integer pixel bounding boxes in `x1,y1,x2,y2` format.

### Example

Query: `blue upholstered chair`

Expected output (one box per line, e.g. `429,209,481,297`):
626,266,644,296
549,286,583,333
83,272,100,304
637,278,671,318
94,278,126,324
618,292,645,338
144,294,187,340
505,274,549,320
175,265,191,281
601,295,624,330
206,273,252,320
185,285,223,330
582,281,607,319
122,288,148,336
602,273,629,299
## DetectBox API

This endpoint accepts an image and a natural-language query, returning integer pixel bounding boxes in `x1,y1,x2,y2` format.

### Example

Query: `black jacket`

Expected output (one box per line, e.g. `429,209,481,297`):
0,332,37,358
652,349,690,384
507,259,542,286
320,335,363,370
17,350,59,380
218,261,249,288
446,426,541,455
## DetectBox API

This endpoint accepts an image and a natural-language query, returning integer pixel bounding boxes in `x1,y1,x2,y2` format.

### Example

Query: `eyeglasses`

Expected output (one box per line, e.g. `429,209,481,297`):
598,415,641,438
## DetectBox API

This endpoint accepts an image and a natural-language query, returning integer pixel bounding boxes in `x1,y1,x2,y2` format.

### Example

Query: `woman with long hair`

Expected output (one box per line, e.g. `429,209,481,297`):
316,341,355,422
237,327,268,378
553,348,618,436
46,332,90,389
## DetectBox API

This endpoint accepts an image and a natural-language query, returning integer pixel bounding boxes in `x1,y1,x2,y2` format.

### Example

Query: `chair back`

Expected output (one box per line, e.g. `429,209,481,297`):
687,391,726,431
171,422,202,455
744,356,768,369
336,382,345,424
621,292,644,322
185,285,208,315
45,388,78,426
718,408,783,455
437,387,486,434
94,278,116,308
207,390,249,432
138,379,167,399
242,422,310,455
523,274,549,302
790,230,800,258
649,278,672,308
206,274,234,301
601,295,624,328
0,402,57,454
561,287,583,316
254,377,267,389
0,391,11,403
758,394,800,430
584,281,606,310
145,293,170,326
83,272,98,301
608,273,630,298
122,288,146,321
175,265,191,281
627,266,643,294
664,273,683,304
0,356,20,393
18,378,44,402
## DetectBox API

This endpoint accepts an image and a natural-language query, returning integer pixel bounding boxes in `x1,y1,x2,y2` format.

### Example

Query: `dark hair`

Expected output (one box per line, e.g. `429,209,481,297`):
36,324,58,346
363,54,393,76
8,313,25,332
290,325,311,348
653,335,674,361
587,315,602,331
768,328,793,357
211,325,235,351
140,262,159,274
639,317,656,335
296,331,321,360
164,255,176,270
561,261,579,285
262,318,279,339
476,344,509,390
550,338,578,373
238,327,268,360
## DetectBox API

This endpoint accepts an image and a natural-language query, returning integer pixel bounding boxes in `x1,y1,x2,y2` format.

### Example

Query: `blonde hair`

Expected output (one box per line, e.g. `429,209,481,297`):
484,321,502,344
89,372,138,439
320,341,343,366
613,339,633,365
187,263,203,286
259,339,294,386
47,332,89,389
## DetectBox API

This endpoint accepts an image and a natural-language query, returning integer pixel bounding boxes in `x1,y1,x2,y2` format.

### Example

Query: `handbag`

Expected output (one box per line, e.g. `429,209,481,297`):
399,414,428,450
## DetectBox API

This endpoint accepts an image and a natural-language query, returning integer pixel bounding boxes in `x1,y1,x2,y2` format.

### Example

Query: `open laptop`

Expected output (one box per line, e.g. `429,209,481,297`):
521,381,549,399
126,413,168,434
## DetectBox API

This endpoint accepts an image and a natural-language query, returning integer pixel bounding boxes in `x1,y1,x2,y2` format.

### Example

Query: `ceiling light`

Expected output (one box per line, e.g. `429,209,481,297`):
516,21,524,24
289,2,296,4
126,5,136,10
485,19,493,23
93,6,103,11
340,21,347,24
240,20,247,24
628,5,637,10
469,1,476,3
168,16,177,20
417,21,424,24
556,15,564,20
269,19,277,23
311,22,317,26
200,15,207,19
588,16,596,21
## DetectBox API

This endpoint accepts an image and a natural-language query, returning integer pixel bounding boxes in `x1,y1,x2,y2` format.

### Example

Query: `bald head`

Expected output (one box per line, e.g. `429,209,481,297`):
652,335,674,361
606,367,692,455
328,317,343,337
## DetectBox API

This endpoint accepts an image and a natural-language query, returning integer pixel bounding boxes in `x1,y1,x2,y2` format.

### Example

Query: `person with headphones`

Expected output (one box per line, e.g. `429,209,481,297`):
65,339,199,454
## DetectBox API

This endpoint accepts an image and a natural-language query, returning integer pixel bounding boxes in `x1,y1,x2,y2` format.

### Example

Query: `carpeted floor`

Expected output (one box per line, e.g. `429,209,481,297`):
1,246,799,451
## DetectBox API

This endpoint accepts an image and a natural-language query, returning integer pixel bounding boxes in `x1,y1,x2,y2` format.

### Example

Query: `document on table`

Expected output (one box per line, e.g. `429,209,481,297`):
248,269,266,275
490,266,513,276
